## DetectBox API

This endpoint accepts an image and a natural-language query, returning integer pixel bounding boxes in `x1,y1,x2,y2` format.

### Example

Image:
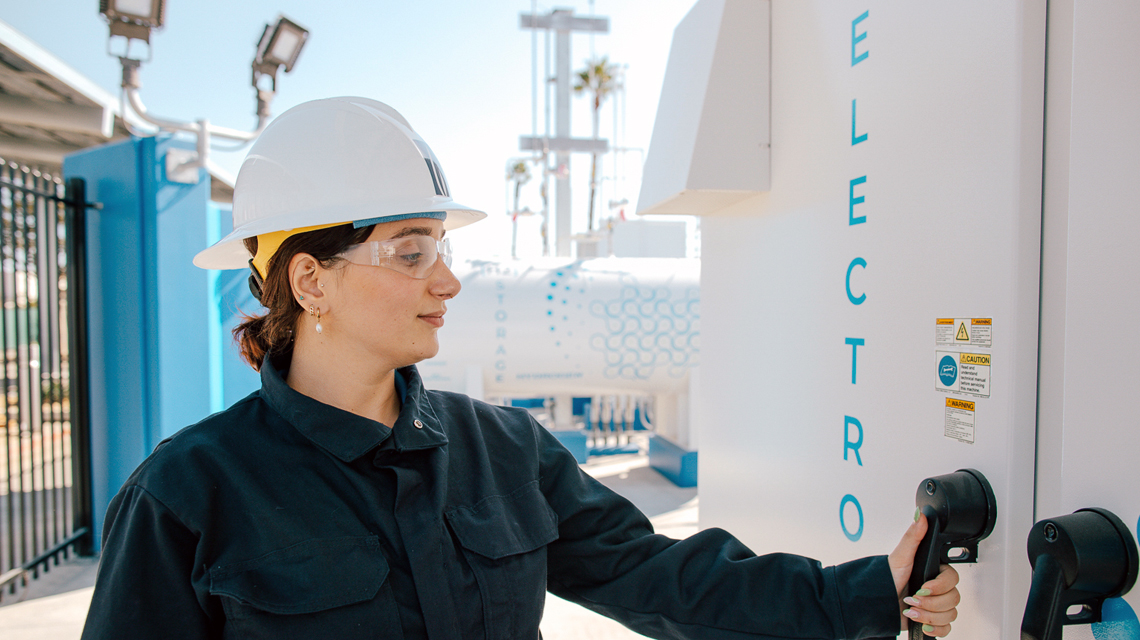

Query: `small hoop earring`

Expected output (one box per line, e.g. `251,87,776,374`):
315,308,323,334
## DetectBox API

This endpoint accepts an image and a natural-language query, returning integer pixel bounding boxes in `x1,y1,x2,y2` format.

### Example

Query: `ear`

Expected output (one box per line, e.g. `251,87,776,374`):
288,253,327,312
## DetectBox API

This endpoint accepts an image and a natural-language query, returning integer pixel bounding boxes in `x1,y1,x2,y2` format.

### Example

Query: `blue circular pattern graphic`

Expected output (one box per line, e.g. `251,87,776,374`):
540,266,698,380
586,279,700,380
938,355,958,386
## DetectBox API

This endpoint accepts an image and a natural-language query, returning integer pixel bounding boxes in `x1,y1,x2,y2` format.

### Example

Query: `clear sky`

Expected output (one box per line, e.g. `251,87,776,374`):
3,0,698,259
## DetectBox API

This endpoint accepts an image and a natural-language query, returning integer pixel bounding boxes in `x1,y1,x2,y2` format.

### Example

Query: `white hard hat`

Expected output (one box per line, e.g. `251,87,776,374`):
193,97,486,270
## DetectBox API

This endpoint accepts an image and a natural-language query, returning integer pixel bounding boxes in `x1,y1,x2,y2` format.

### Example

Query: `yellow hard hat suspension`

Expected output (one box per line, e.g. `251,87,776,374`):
249,222,345,280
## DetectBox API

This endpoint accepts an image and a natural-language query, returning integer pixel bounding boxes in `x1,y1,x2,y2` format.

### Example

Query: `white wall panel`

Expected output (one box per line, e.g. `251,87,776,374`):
1039,1,1140,635
697,2,1045,637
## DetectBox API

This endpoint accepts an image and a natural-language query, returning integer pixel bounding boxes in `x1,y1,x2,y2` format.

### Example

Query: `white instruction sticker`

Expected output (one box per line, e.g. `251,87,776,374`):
944,398,976,444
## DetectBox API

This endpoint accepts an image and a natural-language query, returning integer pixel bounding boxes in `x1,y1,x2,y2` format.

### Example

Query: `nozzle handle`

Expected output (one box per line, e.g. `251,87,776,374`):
908,469,997,640
1020,553,1067,640
908,507,944,640
1020,508,1139,640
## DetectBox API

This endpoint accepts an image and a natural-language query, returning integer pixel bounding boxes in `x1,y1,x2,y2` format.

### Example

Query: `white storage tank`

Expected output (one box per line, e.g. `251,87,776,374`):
424,257,700,446
427,256,699,395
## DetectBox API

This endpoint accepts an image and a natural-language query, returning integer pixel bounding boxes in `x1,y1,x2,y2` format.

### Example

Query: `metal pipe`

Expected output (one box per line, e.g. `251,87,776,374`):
204,117,267,142
124,86,197,134
125,88,267,142
120,57,268,145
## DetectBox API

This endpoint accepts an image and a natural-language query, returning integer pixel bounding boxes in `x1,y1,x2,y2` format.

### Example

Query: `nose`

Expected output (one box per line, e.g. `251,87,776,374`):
429,258,461,299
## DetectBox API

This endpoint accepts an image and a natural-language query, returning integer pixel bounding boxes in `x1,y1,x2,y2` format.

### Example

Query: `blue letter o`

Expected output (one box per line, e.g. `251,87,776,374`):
840,494,864,541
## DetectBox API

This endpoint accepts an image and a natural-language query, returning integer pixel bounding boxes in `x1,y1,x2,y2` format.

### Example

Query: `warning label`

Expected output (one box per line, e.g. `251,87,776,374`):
936,318,992,349
935,316,991,442
935,351,991,397
945,398,976,444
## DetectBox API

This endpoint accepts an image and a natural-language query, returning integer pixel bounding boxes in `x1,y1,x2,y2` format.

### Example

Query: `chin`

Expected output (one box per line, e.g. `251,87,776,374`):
402,342,440,367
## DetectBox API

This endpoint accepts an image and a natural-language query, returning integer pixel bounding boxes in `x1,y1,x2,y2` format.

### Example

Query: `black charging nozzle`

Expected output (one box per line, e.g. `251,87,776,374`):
1020,507,1138,640
908,468,997,640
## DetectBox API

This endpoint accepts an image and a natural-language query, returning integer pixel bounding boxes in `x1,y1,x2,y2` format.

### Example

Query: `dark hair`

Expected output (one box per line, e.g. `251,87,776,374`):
233,223,374,370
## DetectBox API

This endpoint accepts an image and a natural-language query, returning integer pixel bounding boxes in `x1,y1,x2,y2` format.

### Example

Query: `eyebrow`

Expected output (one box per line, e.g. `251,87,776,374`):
389,226,445,240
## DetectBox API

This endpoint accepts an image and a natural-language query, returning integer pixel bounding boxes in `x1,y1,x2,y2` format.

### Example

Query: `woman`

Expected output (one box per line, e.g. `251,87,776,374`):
82,97,959,639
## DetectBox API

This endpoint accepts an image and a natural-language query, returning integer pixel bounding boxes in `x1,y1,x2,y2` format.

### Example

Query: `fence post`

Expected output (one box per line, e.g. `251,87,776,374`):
64,177,94,557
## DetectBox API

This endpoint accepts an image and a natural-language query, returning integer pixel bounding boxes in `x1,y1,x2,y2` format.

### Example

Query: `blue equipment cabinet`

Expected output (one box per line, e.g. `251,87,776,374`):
64,135,258,548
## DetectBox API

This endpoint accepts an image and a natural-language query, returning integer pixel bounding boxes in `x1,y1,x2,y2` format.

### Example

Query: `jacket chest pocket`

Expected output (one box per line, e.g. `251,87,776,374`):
208,535,399,640
446,481,560,639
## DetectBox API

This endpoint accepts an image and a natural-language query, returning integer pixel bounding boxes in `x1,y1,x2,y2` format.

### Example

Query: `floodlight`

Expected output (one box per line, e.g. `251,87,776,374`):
103,8,311,183
253,15,309,89
99,0,166,43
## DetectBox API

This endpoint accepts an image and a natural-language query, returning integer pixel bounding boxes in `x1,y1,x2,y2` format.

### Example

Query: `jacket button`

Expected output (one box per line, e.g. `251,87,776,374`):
414,419,424,429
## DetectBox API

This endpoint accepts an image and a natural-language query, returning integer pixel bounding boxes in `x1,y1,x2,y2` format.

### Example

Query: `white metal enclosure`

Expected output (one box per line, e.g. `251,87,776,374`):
640,0,1140,637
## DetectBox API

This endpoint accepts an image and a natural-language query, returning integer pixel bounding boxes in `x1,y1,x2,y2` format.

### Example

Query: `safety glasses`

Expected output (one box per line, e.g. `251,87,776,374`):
340,236,452,279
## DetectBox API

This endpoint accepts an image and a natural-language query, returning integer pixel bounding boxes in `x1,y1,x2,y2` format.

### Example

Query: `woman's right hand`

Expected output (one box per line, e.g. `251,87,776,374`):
887,513,961,637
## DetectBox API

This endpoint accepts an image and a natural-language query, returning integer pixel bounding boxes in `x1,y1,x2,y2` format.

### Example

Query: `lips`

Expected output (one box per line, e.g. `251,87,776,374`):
419,310,445,327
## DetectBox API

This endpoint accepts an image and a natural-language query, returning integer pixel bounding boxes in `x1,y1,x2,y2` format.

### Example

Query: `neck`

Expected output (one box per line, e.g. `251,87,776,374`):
286,333,402,426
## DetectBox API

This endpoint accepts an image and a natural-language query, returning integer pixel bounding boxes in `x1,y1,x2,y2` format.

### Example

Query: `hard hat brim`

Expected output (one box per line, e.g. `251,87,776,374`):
192,203,486,270
195,96,488,271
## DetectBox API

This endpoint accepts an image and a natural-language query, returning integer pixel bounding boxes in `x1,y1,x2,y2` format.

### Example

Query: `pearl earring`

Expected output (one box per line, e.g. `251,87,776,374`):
309,304,323,334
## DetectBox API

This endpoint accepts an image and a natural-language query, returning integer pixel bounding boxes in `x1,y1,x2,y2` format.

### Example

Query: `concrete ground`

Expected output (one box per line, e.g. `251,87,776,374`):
0,452,697,640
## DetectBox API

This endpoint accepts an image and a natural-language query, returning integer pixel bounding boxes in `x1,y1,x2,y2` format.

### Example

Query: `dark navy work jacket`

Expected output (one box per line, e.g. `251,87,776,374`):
81,358,900,639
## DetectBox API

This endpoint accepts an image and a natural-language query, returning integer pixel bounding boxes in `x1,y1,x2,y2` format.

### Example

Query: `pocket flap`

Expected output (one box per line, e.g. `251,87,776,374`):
209,536,388,614
447,481,559,560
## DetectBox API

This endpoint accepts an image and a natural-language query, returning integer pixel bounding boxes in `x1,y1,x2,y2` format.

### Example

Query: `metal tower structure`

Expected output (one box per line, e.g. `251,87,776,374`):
519,7,609,257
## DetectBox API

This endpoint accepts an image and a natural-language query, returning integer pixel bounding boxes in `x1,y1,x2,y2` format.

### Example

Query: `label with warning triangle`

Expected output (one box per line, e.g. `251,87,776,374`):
936,318,992,348
935,318,993,438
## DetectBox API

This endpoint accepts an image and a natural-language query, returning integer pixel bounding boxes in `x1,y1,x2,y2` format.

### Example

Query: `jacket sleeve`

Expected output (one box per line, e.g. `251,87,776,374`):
81,483,218,639
537,425,901,640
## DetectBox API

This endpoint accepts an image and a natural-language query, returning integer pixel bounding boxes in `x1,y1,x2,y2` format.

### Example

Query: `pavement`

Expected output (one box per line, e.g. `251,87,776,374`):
0,451,698,640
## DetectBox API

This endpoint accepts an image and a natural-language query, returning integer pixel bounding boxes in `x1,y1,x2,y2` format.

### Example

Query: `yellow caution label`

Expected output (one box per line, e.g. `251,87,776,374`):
956,323,970,341
972,318,992,326
936,318,955,325
960,353,990,366
946,398,975,411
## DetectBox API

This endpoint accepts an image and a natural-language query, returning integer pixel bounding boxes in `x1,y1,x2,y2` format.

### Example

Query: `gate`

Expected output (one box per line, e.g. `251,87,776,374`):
0,162,93,599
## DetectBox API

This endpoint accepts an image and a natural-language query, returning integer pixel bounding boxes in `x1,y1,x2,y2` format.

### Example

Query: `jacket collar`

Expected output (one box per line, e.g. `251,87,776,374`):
259,356,448,462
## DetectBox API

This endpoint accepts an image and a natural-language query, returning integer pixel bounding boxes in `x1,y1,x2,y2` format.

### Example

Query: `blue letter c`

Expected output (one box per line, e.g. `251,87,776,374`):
846,258,867,305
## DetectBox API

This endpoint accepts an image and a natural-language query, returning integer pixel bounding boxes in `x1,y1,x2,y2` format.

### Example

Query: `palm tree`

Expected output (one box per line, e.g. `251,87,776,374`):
506,159,532,258
574,56,618,232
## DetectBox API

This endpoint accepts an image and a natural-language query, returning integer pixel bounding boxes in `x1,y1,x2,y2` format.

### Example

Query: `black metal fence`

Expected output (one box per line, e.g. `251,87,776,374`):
0,162,92,600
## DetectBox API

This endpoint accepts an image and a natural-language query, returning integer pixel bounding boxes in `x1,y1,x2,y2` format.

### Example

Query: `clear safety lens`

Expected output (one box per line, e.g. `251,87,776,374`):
342,236,451,279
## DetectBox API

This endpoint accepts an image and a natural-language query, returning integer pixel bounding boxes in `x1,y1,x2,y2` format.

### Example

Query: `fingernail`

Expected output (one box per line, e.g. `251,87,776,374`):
923,624,935,634
914,507,921,523
915,588,932,597
903,608,919,619
903,596,920,607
